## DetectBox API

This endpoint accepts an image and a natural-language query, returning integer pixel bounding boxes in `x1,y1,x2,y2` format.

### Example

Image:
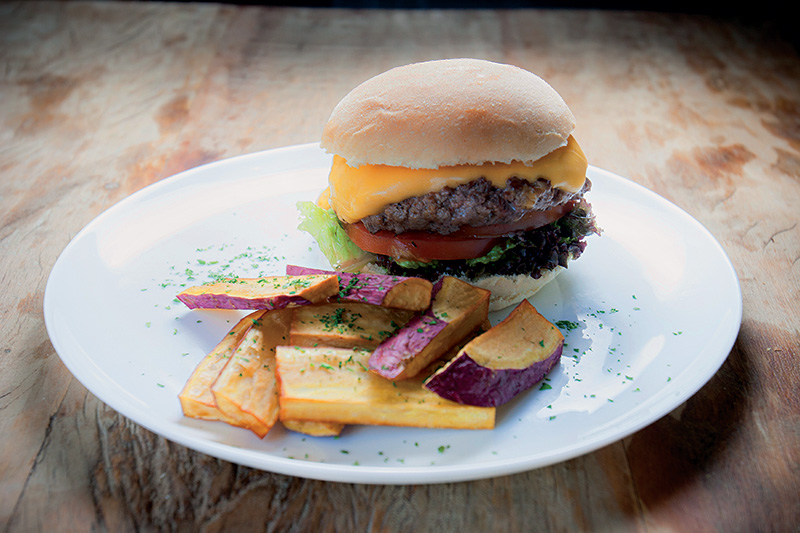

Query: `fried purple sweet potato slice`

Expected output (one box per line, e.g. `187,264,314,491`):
176,274,339,310
286,265,432,311
368,276,490,381
423,299,564,407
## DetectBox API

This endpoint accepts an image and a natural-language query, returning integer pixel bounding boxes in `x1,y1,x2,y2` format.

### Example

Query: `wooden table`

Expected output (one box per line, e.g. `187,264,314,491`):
2,2,798,531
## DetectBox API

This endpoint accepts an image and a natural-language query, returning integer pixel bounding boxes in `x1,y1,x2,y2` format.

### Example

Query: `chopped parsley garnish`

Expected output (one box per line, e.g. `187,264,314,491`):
555,320,580,331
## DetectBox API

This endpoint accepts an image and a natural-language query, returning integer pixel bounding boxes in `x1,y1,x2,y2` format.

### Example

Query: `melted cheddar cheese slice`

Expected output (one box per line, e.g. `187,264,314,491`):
319,136,588,224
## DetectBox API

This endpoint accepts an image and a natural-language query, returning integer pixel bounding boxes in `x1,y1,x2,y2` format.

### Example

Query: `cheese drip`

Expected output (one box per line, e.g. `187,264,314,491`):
320,135,587,224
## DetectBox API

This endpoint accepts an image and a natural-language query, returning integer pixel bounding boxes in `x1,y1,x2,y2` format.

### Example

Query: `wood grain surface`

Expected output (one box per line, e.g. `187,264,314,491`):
2,2,799,531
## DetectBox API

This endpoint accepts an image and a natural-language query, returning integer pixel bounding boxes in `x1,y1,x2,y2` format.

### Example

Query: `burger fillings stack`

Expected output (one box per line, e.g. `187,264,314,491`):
298,58,599,311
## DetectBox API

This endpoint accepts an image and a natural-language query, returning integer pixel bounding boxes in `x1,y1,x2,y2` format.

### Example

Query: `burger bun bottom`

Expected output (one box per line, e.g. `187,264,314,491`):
462,267,565,312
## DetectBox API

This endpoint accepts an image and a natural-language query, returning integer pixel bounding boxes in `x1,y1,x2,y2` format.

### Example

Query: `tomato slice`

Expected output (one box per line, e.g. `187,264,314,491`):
344,202,574,262
345,223,502,261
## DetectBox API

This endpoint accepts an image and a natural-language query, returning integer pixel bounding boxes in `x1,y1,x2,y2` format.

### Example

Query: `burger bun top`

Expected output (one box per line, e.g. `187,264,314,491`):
321,58,576,169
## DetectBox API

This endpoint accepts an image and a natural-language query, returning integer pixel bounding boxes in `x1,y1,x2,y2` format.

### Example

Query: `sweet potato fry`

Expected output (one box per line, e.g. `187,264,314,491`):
368,276,490,380
176,274,339,310
179,310,267,422
275,345,495,430
290,302,414,349
281,419,344,437
286,265,432,311
210,308,293,437
424,299,564,407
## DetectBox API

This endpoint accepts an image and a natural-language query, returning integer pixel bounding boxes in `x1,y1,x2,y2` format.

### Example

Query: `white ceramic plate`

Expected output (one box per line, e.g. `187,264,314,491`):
44,143,741,484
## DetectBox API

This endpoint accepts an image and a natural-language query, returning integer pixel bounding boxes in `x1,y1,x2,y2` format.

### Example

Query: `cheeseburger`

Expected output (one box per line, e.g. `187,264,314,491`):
298,58,599,310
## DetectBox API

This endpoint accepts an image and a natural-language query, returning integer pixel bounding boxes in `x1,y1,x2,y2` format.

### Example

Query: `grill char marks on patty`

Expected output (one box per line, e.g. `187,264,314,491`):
360,177,591,235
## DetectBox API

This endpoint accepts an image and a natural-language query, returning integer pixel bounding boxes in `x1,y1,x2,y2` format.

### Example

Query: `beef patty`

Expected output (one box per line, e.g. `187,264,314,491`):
360,176,591,235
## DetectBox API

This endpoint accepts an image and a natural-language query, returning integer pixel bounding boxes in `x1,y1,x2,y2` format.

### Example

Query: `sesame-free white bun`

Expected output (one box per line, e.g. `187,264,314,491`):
321,58,576,169
464,268,565,311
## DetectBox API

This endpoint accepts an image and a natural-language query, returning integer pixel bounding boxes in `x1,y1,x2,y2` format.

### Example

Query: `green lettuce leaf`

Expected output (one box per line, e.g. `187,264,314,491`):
464,240,518,265
296,201,372,269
